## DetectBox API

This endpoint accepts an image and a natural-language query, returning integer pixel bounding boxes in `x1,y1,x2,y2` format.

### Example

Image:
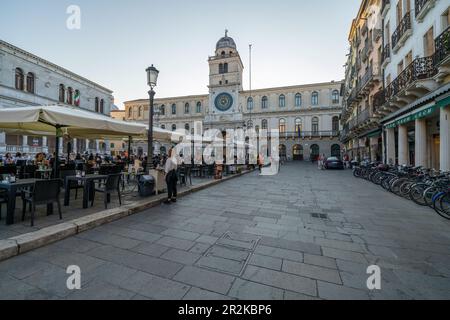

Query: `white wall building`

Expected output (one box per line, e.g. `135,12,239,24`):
378,0,450,170
0,40,114,155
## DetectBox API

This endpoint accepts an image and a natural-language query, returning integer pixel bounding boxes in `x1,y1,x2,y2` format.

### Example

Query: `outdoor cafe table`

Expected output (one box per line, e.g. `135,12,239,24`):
0,178,47,225
64,174,108,209
36,168,53,179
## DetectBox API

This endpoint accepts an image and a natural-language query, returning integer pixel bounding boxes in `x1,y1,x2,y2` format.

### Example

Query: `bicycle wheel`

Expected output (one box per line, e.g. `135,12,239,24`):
424,187,439,207
391,178,407,195
410,184,427,206
399,181,414,199
438,193,450,219
371,172,381,184
382,176,394,191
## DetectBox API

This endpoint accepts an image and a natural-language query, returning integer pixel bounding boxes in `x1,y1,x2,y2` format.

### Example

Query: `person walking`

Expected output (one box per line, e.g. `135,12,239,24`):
317,154,323,170
164,148,178,204
257,153,264,173
343,153,350,169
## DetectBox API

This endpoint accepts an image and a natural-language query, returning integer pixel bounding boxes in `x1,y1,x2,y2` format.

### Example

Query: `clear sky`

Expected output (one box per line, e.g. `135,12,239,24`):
0,0,361,109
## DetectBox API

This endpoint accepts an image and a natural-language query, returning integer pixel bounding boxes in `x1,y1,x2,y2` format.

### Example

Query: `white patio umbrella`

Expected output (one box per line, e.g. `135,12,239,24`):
0,105,148,138
0,105,176,175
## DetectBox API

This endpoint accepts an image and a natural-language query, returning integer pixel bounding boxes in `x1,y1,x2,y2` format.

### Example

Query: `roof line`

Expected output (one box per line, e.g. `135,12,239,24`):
0,40,114,94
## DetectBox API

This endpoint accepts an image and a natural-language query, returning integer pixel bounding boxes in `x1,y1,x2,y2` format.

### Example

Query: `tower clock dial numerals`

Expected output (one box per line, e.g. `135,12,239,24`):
214,92,233,112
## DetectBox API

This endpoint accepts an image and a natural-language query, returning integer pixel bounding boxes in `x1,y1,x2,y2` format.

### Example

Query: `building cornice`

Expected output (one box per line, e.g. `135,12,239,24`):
0,40,114,94
124,81,343,106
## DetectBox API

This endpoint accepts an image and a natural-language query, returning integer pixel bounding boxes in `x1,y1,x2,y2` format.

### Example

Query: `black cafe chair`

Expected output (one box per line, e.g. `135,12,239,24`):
178,167,186,187
0,165,17,176
91,174,122,209
60,169,82,200
22,179,62,227
180,165,192,186
23,165,37,179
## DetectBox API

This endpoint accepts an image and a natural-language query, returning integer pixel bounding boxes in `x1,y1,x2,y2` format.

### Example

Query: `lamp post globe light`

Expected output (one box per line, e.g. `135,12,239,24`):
146,65,159,172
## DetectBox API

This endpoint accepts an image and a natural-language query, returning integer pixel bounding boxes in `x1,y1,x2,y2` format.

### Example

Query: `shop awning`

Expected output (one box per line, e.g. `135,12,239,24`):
385,104,438,129
436,94,450,108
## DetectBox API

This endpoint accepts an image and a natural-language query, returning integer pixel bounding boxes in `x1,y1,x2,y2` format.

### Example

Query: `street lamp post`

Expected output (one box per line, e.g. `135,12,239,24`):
146,65,159,173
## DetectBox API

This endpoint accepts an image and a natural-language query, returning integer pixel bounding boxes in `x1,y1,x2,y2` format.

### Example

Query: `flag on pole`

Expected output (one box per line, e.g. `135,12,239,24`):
74,90,80,106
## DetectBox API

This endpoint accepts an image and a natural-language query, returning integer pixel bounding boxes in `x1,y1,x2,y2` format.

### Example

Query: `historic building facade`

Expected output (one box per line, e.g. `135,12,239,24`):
341,0,384,162
124,33,344,160
0,40,114,155
341,0,450,171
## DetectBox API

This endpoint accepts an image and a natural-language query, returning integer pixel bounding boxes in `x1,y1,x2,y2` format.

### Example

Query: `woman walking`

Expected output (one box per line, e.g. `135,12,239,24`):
164,148,178,204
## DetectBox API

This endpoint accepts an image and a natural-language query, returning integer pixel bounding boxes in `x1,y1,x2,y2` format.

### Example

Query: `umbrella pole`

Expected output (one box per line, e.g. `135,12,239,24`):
128,136,132,165
54,126,61,179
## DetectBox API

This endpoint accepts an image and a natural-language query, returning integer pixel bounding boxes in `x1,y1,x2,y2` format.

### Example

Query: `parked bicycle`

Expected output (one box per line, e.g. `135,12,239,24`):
352,162,450,220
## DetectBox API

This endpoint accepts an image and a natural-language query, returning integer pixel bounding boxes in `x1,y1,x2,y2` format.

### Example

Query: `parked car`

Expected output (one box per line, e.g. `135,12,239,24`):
325,157,344,170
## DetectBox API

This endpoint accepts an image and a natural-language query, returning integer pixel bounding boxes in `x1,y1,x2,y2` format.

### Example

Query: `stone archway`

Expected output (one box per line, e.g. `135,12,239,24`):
293,144,304,161
310,144,320,161
331,144,341,158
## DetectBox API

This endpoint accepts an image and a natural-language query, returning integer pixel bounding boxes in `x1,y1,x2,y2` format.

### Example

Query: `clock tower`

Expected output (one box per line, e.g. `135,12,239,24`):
205,30,244,130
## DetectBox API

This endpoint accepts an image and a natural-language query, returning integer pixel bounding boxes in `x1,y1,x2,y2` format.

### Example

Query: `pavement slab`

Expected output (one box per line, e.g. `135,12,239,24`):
1,162,449,299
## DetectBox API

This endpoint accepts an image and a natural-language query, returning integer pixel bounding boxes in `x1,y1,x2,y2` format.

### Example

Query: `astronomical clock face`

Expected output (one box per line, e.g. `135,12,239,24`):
214,92,233,112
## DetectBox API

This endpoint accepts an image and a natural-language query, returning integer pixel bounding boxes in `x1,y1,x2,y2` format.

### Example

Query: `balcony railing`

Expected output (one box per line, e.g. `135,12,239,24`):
385,56,436,100
415,0,432,20
357,66,376,94
415,0,428,16
362,40,373,62
357,109,370,125
392,12,412,50
347,87,358,105
434,26,450,66
277,131,340,139
382,0,391,16
373,29,383,42
381,43,391,65
348,118,358,130
340,126,350,141
361,21,368,36
5,145,45,154
373,90,386,112
208,53,240,61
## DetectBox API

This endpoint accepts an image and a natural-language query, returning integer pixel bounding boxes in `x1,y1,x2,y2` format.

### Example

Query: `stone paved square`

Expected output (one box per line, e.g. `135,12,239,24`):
1,162,450,300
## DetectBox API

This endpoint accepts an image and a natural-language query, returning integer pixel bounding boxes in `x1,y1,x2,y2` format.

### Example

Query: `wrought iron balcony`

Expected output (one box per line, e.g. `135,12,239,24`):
392,12,412,51
340,126,350,141
415,0,435,21
373,29,383,42
347,87,358,105
357,66,377,95
361,21,368,36
382,0,391,17
373,90,386,113
434,26,450,67
385,56,436,100
277,131,340,139
381,43,391,65
357,108,370,125
348,117,358,130
362,40,373,62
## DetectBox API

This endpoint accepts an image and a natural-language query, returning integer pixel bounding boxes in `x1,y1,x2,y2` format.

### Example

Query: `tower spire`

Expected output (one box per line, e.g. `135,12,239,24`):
225,29,228,37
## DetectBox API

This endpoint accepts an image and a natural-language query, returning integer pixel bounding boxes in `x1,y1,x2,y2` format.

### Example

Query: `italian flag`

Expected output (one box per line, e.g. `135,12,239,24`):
74,91,80,106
